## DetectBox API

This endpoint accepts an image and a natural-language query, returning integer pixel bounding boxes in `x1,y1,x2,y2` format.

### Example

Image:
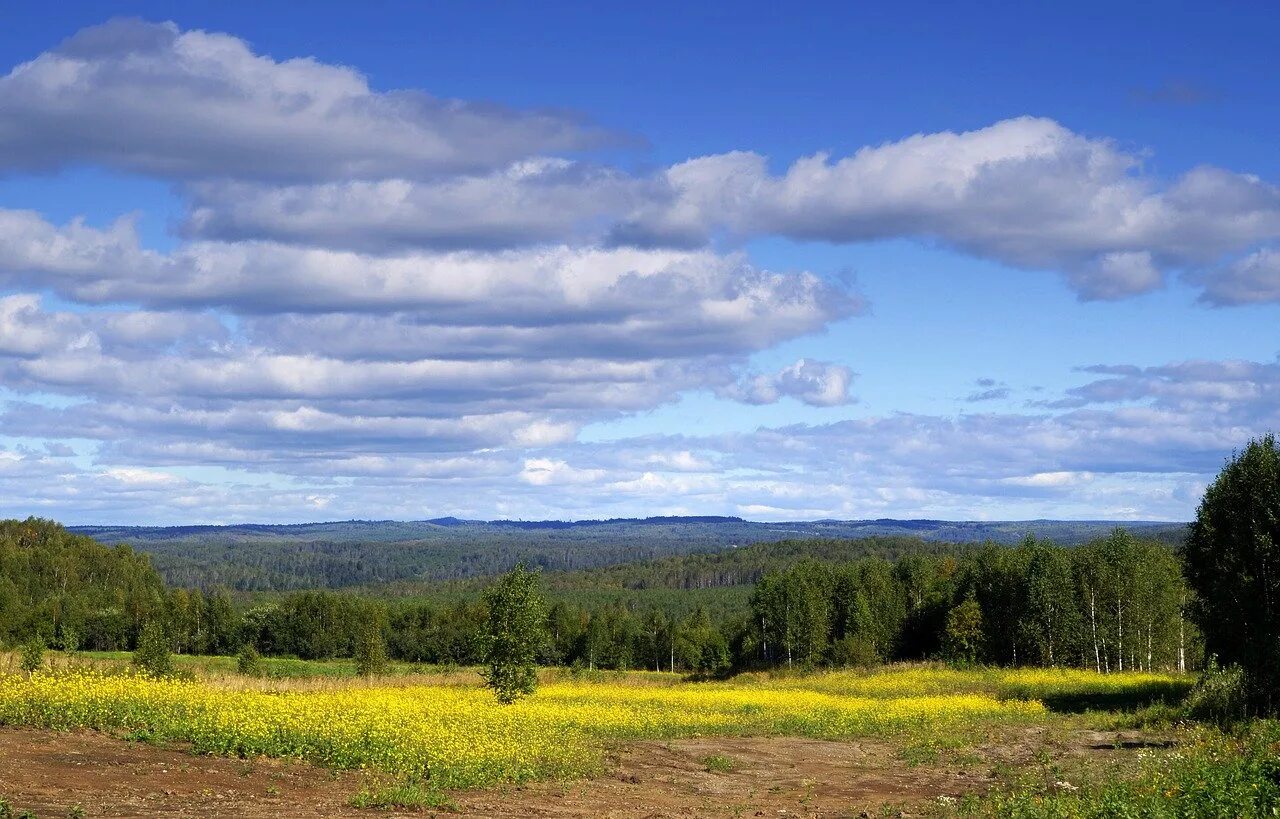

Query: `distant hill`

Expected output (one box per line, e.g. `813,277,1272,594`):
71,517,1188,592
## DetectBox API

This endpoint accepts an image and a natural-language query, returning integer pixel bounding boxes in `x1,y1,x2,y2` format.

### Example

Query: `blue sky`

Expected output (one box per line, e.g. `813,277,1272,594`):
0,2,1277,524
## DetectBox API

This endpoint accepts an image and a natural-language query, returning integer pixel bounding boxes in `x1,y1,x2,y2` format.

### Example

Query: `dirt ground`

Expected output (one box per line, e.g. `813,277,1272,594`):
0,726,1153,818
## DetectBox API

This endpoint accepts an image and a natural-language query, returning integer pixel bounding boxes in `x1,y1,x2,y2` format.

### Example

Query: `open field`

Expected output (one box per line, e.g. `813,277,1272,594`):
6,658,1274,817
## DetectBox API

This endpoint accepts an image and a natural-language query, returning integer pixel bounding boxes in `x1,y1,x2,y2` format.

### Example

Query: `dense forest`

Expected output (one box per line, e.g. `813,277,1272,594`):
3,518,1197,675
72,517,1187,591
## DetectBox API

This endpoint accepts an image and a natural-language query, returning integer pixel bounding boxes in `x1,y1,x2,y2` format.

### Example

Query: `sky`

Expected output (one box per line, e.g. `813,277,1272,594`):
0,1,1277,525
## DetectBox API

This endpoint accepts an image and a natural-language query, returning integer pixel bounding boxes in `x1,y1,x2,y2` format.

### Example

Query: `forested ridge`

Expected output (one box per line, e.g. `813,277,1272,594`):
72,517,1188,591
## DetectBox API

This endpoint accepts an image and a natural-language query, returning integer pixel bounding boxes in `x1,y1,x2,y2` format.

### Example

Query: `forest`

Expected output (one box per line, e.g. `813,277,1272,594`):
1,518,1195,676
71,517,1187,591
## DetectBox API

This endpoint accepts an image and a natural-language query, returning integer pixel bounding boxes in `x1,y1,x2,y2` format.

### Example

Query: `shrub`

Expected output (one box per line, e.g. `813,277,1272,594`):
354,629,388,678
1184,659,1249,725
830,634,880,668
132,621,173,677
58,626,80,654
236,644,264,677
19,636,45,674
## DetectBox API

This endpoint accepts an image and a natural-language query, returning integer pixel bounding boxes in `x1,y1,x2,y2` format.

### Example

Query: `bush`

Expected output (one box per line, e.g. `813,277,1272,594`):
829,634,880,668
19,635,45,674
354,629,389,678
132,620,173,677
1184,659,1249,725
236,644,264,677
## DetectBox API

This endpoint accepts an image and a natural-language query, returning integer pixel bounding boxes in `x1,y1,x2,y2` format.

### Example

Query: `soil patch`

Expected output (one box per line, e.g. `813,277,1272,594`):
0,726,1163,817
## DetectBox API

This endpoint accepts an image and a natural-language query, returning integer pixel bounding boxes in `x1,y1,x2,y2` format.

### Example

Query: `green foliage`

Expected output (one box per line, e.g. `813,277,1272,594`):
236,644,263,677
967,722,1280,818
0,517,166,651
19,635,45,674
703,753,736,773
132,620,173,677
943,596,984,663
57,626,80,654
1184,433,1280,714
349,779,453,810
829,634,879,667
354,626,389,678
480,564,547,703
1183,660,1249,726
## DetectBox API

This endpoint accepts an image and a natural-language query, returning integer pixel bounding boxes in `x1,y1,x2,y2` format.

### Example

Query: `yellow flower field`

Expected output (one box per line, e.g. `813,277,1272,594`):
0,666,1179,790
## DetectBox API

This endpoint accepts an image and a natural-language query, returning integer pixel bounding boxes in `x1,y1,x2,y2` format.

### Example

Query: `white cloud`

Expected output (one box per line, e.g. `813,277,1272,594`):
519,458,607,486
0,19,601,180
621,118,1280,300
1196,248,1280,305
720,358,856,407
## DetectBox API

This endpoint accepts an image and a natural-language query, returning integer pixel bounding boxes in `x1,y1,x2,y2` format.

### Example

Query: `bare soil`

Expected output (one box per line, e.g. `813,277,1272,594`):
0,726,1155,818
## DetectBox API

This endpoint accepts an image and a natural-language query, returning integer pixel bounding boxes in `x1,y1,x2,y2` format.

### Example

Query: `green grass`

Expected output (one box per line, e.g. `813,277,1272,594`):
68,651,448,679
703,753,737,773
349,779,455,811
956,721,1280,818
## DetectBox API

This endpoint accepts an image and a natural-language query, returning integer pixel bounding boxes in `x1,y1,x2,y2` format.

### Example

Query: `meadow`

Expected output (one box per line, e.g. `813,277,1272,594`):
2,657,1278,816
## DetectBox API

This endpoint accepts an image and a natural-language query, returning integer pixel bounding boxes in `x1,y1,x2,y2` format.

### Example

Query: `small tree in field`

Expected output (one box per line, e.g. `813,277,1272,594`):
480,564,547,703
943,596,984,664
133,620,173,677
355,625,389,678
237,644,264,677
19,635,45,674
1184,434,1280,714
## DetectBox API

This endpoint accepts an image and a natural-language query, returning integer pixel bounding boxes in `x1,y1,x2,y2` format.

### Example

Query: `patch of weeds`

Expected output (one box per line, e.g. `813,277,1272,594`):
0,799,10,819
121,726,161,745
67,807,86,819
350,779,456,812
898,740,941,766
702,753,736,773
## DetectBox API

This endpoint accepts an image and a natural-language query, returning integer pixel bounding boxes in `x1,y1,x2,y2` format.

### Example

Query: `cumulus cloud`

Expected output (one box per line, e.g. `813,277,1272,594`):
0,19,603,180
720,358,856,407
182,160,659,251
0,19,1274,524
618,118,1280,300
1054,358,1280,415
0,210,858,324
1195,248,1280,305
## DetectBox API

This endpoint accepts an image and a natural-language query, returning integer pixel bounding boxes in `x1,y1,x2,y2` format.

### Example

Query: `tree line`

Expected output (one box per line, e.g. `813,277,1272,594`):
749,531,1192,672
1,516,1196,676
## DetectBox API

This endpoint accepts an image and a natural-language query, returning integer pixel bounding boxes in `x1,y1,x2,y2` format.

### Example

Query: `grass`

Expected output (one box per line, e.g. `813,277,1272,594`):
703,753,737,773
349,778,456,811
952,721,1280,818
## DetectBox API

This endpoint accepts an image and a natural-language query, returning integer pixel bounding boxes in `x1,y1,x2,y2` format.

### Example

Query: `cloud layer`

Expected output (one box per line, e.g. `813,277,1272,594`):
0,19,1276,523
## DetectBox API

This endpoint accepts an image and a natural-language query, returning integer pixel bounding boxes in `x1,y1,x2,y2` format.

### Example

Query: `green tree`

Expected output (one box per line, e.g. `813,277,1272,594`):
355,625,389,678
480,564,547,704
133,620,173,677
1184,434,1280,713
943,596,984,664
236,644,264,677
58,625,80,654
19,635,44,674
1022,544,1082,666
